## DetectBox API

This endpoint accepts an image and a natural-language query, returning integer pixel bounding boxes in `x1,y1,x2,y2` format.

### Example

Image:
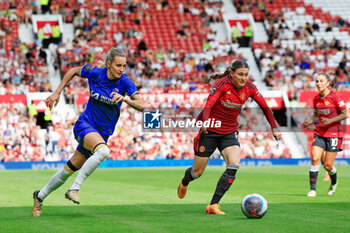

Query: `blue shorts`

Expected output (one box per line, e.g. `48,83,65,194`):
73,120,110,159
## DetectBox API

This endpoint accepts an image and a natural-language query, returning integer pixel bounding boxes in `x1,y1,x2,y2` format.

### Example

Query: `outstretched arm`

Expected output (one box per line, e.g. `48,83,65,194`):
46,67,82,110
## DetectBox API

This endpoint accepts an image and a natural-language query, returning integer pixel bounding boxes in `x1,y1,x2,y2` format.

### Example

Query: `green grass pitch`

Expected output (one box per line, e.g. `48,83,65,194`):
0,166,350,233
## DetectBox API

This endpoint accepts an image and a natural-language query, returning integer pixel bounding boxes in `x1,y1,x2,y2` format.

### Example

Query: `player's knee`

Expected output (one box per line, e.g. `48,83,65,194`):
323,163,333,172
92,143,110,162
193,168,204,178
311,159,321,166
64,160,79,175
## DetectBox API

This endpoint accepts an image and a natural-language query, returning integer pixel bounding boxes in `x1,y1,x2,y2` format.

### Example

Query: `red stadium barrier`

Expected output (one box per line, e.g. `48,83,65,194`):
0,94,27,105
75,92,285,109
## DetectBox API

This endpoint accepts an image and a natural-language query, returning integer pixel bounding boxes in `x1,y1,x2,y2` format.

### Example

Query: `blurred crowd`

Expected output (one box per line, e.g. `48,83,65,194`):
1,0,349,162
258,15,350,100
233,0,350,102
56,0,234,94
0,0,53,94
0,96,292,162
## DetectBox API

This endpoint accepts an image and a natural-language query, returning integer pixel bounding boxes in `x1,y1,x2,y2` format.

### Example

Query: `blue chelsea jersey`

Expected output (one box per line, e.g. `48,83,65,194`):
78,64,138,135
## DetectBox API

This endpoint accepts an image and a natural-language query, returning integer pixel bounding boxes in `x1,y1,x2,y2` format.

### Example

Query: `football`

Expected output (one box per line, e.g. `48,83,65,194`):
241,193,268,219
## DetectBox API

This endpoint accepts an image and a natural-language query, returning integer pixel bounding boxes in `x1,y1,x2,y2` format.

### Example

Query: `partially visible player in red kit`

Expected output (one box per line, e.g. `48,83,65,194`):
304,73,349,197
177,60,282,215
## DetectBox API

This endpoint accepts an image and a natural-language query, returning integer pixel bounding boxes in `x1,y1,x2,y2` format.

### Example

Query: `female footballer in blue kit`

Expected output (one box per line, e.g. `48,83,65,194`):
32,48,145,216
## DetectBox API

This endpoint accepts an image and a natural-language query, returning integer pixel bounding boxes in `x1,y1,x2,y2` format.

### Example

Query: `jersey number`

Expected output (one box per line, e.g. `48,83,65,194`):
330,138,338,147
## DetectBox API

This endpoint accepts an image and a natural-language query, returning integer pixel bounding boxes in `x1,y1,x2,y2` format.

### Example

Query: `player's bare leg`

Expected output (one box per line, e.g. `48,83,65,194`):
321,152,330,181
323,173,330,181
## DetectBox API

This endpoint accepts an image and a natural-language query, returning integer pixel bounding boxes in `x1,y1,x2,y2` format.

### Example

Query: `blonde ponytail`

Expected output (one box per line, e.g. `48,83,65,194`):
98,47,126,68
98,54,107,68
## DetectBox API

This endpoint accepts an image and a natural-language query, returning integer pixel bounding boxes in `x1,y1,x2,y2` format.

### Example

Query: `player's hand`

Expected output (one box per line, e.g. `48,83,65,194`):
201,126,208,134
303,119,313,128
272,128,282,140
321,117,332,125
306,124,316,130
46,92,60,110
110,92,125,103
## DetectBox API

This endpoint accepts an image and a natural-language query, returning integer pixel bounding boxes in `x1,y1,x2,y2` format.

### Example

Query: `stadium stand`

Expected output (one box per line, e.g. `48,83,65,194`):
0,0,348,162
233,0,350,158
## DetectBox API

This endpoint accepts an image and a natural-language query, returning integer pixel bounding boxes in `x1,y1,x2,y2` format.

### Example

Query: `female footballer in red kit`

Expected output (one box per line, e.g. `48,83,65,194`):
304,73,349,197
177,60,282,214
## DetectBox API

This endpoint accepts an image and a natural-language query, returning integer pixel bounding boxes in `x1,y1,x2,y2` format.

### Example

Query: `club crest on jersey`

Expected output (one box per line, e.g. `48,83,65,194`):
210,86,217,96
240,93,246,100
199,146,206,153
112,88,119,93
325,101,330,106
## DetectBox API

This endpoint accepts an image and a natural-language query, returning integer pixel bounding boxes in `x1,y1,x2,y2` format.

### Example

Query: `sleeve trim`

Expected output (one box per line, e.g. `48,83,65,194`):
78,66,83,77
129,91,139,97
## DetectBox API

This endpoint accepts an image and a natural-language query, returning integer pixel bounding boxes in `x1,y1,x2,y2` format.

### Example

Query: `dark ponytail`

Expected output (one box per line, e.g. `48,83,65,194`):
202,60,249,84
329,77,337,89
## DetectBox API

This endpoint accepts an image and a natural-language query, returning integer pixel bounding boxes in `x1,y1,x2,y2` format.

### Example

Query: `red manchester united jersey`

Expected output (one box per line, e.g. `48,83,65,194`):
197,76,277,134
313,91,346,138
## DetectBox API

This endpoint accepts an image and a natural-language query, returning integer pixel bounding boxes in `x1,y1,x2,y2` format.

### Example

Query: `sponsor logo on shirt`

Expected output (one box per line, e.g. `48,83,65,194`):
221,99,243,109
317,108,330,115
90,90,119,105
338,100,345,107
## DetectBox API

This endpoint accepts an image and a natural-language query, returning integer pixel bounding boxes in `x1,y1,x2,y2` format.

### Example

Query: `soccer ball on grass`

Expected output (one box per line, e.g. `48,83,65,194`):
241,193,268,219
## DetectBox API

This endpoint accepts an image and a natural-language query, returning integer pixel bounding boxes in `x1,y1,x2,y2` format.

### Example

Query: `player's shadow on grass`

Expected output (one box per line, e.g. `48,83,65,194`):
0,202,349,219
1,203,350,233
